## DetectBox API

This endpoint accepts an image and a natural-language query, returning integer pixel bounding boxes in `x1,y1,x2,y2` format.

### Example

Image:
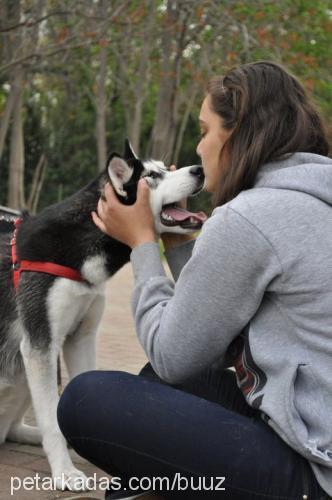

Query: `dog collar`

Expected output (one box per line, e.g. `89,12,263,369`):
10,218,85,289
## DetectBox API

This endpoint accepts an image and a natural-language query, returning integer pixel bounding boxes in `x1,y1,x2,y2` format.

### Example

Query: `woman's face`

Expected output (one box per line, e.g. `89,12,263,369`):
196,95,233,193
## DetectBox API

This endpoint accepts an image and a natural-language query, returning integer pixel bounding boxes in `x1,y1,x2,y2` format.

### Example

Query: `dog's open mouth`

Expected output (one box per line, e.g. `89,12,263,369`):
160,204,207,230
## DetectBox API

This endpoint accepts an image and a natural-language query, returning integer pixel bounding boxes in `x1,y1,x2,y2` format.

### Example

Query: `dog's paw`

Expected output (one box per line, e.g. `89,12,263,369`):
54,467,89,491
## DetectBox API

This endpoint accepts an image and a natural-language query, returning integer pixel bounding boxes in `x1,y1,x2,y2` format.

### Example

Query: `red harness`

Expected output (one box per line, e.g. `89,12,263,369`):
10,218,85,289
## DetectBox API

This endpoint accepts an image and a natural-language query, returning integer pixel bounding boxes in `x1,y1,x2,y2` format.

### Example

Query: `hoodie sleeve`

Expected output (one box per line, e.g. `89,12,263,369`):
130,206,282,384
164,239,195,281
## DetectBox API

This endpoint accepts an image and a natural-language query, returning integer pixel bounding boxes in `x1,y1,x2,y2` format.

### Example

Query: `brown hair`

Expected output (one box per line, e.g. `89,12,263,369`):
207,61,330,207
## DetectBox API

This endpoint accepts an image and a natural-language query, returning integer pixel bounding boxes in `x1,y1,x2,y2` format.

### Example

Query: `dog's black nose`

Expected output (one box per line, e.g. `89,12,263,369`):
190,165,204,180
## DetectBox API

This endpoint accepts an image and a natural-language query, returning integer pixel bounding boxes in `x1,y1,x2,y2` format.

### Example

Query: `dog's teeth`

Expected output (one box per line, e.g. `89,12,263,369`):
162,213,174,221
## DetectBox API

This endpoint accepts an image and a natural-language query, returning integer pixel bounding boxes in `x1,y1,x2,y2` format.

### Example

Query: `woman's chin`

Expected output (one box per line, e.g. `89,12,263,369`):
203,182,214,194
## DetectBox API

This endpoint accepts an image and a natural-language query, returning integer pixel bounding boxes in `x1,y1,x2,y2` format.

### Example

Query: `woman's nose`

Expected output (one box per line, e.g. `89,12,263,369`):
196,142,201,157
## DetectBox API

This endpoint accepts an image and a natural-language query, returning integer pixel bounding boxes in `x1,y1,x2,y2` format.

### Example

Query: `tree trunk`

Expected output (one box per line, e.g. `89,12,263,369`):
0,80,19,164
27,154,46,214
7,66,25,209
96,0,108,172
150,4,174,161
129,0,155,154
96,43,108,171
173,84,198,165
0,0,15,166
5,0,45,208
150,0,188,163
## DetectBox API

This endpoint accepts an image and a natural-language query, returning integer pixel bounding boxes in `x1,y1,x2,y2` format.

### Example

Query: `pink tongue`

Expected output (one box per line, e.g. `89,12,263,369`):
163,206,207,222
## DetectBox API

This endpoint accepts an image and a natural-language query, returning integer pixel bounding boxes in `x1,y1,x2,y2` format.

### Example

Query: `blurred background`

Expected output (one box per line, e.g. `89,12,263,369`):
0,0,331,215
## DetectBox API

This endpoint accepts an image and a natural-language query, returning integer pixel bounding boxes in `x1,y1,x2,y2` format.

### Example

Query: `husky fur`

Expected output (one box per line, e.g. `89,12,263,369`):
0,141,205,490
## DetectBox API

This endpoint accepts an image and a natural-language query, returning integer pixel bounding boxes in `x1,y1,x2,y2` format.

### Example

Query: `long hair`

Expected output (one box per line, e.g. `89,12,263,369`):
207,61,330,207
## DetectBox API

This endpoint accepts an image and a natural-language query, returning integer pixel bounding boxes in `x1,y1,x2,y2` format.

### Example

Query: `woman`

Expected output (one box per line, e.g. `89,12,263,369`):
58,61,331,499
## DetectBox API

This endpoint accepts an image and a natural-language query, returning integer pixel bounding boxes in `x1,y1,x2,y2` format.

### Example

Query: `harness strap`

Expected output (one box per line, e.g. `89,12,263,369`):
19,260,84,282
10,218,21,289
10,218,85,289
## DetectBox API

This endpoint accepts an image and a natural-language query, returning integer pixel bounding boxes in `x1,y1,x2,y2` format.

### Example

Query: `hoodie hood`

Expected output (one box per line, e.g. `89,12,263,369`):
255,153,332,206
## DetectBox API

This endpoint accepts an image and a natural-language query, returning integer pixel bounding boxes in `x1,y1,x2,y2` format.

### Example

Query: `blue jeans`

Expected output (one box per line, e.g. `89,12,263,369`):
57,363,328,499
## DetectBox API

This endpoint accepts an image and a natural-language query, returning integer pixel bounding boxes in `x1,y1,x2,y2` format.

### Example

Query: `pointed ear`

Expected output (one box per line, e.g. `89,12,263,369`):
124,138,138,160
107,155,133,197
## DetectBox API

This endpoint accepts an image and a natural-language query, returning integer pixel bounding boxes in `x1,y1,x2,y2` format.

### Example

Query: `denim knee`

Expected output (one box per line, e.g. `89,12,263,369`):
57,370,100,441
57,370,137,441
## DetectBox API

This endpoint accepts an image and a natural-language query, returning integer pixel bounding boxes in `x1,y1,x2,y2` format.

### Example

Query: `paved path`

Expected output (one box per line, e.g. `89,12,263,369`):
0,264,149,500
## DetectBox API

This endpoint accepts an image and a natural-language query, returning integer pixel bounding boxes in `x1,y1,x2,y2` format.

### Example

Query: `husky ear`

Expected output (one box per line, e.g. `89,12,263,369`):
107,155,133,197
124,138,138,160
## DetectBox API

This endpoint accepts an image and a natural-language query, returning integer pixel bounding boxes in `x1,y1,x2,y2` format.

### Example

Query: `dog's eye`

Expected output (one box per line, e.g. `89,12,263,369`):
147,171,160,179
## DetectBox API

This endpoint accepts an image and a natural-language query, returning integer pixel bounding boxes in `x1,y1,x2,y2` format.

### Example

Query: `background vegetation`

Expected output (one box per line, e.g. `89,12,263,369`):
0,0,331,215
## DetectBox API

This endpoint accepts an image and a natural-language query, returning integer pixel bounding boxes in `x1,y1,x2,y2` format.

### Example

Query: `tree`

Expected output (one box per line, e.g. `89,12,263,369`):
0,0,330,212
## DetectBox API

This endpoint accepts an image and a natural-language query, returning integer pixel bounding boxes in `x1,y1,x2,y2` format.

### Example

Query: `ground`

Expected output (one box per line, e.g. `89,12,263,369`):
0,263,149,500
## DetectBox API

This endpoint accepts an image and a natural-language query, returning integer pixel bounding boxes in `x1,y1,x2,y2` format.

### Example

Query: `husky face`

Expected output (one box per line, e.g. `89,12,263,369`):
107,141,207,234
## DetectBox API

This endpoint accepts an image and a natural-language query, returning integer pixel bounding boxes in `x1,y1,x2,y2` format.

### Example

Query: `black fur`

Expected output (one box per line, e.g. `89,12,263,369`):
0,219,15,233
0,229,23,378
0,156,143,359
16,174,132,275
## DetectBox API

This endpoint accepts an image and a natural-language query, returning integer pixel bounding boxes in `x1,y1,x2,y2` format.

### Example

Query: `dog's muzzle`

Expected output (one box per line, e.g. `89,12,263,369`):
160,166,207,230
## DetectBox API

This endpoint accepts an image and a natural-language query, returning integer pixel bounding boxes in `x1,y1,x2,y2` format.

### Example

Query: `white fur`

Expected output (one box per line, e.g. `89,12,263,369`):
146,165,203,234
81,254,109,285
0,268,106,490
32,272,105,487
143,159,167,171
20,333,89,490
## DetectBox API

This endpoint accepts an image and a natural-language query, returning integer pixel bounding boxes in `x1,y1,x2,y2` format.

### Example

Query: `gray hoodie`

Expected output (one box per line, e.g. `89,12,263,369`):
130,152,332,496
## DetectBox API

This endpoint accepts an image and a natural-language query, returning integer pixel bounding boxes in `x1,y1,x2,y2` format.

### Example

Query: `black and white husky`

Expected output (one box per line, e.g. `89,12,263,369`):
0,141,206,490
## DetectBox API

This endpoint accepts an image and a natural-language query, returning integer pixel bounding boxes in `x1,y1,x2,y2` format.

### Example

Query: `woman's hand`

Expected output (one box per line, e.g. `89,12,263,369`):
92,179,157,249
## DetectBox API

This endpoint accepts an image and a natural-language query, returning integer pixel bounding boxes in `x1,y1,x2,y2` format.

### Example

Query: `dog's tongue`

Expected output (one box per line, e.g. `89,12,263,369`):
163,206,207,223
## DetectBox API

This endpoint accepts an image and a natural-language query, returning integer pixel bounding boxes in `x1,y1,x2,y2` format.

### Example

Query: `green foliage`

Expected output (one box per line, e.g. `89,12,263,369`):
0,0,331,212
